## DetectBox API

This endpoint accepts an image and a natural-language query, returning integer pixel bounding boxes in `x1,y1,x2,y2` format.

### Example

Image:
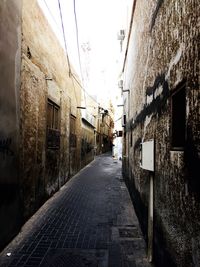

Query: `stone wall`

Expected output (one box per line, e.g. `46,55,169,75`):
0,0,82,250
80,94,98,162
81,119,95,168
122,0,200,266
20,0,82,218
0,0,23,250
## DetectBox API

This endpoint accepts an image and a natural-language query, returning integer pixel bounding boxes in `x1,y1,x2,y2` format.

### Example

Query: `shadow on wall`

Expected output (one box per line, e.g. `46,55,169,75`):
184,127,200,196
0,185,23,250
81,139,94,168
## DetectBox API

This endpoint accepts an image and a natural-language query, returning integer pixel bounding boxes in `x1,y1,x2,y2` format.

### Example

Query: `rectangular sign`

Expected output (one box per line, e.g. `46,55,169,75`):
140,140,154,171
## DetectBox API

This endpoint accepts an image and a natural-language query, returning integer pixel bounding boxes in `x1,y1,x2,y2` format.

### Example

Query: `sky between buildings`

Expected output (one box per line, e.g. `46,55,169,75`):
37,0,131,107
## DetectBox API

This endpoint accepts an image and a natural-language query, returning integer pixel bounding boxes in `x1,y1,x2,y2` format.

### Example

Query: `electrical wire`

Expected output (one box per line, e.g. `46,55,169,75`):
43,0,78,108
57,0,71,76
115,116,122,122
43,0,62,35
71,73,100,106
73,0,87,108
43,0,105,113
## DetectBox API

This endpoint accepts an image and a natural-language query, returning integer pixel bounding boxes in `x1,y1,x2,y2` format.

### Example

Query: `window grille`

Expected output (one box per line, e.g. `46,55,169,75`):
47,99,60,149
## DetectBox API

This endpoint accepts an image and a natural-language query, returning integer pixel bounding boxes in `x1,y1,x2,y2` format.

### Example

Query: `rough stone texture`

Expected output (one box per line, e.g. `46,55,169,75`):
122,0,200,266
0,0,23,250
0,0,83,250
59,92,71,184
20,0,82,209
81,120,95,168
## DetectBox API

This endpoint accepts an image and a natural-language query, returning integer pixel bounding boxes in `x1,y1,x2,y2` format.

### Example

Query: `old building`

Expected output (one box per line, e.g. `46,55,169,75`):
122,0,200,266
80,94,97,167
0,0,83,250
100,107,114,154
80,94,115,166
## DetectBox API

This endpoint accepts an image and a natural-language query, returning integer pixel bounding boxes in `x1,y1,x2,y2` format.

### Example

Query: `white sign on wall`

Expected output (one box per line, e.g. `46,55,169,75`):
140,140,154,171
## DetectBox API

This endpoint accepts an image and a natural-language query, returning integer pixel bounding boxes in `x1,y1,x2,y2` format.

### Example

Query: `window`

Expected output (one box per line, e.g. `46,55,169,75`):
171,85,186,150
47,100,60,130
47,99,60,149
96,134,100,142
117,130,123,137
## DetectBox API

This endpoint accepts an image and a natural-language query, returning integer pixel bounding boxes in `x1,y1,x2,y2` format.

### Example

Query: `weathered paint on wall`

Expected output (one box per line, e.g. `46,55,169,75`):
122,0,200,266
20,0,82,217
81,119,95,168
20,58,47,217
0,0,23,250
0,0,82,250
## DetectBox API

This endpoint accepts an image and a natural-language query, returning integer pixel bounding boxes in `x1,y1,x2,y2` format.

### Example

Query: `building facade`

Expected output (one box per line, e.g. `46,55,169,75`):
80,95,97,167
0,0,83,250
81,95,115,166
122,1,200,266
0,0,115,250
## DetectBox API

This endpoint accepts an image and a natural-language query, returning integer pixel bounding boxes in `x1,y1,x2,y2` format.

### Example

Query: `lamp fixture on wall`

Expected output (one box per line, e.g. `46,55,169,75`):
77,106,86,109
45,76,53,80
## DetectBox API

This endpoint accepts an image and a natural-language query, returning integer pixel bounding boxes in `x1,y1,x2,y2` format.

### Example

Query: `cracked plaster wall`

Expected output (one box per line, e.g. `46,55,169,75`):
123,0,200,266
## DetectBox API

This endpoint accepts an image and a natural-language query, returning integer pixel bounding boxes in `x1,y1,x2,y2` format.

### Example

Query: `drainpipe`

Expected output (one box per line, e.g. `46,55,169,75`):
94,128,96,156
122,0,137,73
140,140,154,262
148,171,154,262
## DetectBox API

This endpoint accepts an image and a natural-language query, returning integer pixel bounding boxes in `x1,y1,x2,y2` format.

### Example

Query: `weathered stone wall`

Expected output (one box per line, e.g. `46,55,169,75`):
81,120,95,168
0,0,23,250
80,94,98,161
101,113,114,153
123,0,200,266
20,58,47,218
20,0,82,218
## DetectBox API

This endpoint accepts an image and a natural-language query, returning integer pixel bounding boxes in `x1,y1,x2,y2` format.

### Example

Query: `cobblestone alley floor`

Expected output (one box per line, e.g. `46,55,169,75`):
0,153,152,267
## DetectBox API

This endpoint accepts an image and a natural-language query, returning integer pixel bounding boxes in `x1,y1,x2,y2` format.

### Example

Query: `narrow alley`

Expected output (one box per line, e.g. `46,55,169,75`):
0,0,199,266
0,154,151,267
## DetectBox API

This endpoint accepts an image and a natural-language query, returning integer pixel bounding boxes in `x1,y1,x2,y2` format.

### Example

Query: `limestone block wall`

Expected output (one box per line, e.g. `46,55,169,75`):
122,0,200,266
0,0,88,251
20,0,82,219
20,57,47,217
81,120,95,168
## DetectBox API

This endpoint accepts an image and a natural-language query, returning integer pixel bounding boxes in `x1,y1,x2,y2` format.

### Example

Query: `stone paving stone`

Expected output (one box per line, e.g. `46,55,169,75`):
0,153,153,267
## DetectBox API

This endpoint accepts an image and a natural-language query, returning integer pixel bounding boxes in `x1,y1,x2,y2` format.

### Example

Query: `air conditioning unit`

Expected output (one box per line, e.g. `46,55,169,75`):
117,29,125,41
118,80,123,89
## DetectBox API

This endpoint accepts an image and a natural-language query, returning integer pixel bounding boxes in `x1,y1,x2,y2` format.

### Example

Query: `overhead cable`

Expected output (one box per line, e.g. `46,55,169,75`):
73,0,87,107
58,0,71,76
43,0,62,35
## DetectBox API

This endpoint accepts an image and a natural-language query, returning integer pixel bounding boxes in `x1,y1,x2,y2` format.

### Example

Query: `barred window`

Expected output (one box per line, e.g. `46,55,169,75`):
47,99,60,149
117,131,122,137
47,100,60,130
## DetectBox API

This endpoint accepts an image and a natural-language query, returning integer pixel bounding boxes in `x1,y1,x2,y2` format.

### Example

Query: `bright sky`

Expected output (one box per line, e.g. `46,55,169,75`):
37,0,131,105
